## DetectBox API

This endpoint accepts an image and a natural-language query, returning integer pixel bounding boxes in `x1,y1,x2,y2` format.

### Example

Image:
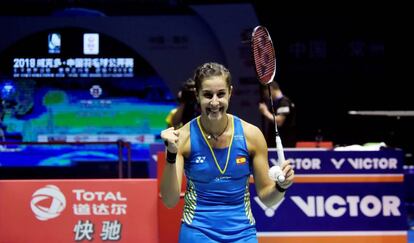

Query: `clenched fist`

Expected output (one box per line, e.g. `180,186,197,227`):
160,127,180,153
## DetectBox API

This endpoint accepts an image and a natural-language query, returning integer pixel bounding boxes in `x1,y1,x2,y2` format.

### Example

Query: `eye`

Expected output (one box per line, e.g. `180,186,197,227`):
202,92,213,99
217,91,226,98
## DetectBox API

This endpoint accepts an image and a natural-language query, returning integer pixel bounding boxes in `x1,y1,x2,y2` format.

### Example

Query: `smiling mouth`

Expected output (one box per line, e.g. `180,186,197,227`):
207,107,224,113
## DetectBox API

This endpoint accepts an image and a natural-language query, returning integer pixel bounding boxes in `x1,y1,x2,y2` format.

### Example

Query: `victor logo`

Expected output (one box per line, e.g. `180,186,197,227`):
331,158,398,170
254,196,285,217
291,195,401,217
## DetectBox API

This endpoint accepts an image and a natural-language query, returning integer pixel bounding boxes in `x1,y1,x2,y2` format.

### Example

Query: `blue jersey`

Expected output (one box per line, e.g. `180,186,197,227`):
179,115,257,243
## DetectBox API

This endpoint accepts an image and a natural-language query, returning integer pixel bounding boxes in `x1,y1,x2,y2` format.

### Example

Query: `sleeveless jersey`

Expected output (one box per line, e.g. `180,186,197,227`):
178,115,257,243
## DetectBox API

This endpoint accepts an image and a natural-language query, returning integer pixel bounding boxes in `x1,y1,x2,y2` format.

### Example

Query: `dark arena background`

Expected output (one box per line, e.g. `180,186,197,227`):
1,1,411,243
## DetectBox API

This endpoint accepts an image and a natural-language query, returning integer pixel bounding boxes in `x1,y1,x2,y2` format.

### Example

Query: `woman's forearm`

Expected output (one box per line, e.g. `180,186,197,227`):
160,163,181,208
258,183,285,207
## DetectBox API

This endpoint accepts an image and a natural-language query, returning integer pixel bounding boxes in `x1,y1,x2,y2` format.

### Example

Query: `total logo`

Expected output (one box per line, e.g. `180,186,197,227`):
31,185,66,221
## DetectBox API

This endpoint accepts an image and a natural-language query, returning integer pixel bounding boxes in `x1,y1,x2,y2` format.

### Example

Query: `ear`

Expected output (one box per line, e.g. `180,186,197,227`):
228,85,233,99
196,91,200,104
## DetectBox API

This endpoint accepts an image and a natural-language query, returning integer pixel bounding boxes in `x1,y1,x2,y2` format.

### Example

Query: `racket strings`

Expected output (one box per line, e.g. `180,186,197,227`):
252,32,275,81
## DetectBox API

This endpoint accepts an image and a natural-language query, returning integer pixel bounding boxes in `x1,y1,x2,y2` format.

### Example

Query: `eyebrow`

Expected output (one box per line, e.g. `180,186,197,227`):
201,89,227,93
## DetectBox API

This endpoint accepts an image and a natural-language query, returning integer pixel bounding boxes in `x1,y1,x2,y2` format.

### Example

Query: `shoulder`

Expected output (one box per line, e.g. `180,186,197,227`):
237,116,267,152
178,120,191,143
177,118,194,157
239,118,261,137
236,119,267,156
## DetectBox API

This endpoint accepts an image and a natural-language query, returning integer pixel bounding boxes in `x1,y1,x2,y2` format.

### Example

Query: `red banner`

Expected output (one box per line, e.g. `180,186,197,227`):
0,179,158,243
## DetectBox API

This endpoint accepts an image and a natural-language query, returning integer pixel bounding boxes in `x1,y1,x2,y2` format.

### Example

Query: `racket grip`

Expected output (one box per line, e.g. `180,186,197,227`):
275,136,285,163
274,135,286,183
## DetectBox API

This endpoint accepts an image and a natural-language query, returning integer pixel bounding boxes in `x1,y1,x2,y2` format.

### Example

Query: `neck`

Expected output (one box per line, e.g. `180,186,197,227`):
200,114,229,140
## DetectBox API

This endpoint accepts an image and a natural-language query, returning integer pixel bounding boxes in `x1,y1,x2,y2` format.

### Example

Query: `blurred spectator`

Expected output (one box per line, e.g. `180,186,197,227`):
166,78,200,128
259,82,297,147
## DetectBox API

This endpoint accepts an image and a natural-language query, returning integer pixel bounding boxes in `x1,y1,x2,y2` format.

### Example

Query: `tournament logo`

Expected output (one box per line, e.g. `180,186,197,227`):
90,85,102,98
31,185,66,221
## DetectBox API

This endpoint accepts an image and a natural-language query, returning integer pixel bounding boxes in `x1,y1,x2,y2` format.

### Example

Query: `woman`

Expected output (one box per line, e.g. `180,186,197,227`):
160,62,294,242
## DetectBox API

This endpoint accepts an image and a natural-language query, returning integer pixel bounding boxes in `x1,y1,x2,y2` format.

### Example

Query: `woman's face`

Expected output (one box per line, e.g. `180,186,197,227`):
197,75,232,121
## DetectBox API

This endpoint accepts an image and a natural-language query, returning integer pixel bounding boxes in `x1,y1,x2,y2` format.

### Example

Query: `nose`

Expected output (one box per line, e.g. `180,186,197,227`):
210,95,219,106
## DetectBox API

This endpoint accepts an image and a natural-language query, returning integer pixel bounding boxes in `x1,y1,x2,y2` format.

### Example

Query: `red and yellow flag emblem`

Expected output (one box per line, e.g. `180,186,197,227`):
236,156,246,165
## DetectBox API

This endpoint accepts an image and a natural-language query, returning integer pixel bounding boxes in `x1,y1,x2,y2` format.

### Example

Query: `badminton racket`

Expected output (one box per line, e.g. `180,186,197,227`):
251,25,285,183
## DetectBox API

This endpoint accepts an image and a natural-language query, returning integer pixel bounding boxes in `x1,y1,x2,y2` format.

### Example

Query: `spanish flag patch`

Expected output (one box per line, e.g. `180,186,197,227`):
236,156,247,165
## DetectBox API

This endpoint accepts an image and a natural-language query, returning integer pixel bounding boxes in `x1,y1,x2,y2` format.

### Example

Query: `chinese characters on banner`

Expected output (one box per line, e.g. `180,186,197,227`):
74,219,122,241
12,57,134,78
71,189,127,241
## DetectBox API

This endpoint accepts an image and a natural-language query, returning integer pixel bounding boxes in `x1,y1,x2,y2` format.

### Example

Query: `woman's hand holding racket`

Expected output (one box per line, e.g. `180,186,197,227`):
269,160,294,189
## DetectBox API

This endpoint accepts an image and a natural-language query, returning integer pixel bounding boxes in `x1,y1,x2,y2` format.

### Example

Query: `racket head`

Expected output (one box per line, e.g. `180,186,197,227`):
251,26,276,85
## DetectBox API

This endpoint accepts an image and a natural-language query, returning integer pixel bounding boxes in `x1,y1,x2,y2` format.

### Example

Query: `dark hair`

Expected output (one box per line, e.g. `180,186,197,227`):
269,81,280,89
261,81,280,90
193,62,231,92
179,78,196,103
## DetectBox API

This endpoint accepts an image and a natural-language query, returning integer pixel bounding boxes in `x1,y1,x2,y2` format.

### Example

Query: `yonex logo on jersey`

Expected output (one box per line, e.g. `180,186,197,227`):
233,135,244,140
195,156,206,164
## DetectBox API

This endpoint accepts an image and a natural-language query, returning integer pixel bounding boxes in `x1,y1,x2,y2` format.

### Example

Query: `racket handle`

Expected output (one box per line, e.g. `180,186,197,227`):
273,135,286,183
275,135,285,163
